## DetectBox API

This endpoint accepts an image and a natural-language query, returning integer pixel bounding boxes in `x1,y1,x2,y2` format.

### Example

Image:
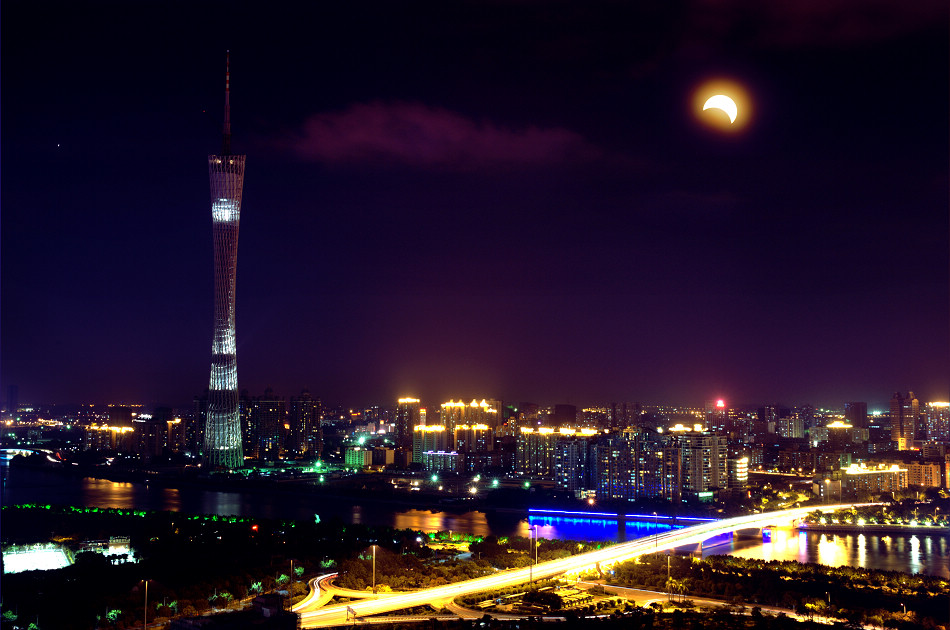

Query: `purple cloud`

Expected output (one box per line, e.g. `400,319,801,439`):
285,102,600,169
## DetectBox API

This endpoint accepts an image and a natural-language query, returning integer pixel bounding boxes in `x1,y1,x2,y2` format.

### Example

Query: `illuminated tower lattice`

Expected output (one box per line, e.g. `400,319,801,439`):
204,52,245,469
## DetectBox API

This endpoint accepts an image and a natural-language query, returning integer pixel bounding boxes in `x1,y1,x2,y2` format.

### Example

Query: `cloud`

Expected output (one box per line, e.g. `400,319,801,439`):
284,102,600,169
685,0,945,50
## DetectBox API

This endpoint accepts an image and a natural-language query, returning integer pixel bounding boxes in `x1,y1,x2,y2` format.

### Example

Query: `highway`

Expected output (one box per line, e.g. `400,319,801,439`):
294,503,867,627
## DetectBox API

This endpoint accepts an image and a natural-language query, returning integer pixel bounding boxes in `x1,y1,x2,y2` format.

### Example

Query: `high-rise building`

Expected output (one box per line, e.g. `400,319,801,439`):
395,398,421,448
889,391,919,450
440,399,499,436
667,427,728,502
412,425,449,463
924,402,949,441
204,53,246,469
553,431,599,495
516,427,558,476
250,388,285,461
844,402,868,429
289,390,321,458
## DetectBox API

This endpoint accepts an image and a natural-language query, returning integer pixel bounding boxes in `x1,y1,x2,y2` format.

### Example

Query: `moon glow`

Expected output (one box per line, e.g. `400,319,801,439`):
703,94,738,123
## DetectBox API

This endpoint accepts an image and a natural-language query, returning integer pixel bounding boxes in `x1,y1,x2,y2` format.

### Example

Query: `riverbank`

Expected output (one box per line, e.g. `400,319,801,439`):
3,458,533,518
797,523,949,536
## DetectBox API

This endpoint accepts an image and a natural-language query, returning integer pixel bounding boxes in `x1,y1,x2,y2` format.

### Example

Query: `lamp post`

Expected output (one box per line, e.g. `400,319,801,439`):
666,554,671,601
653,512,658,550
533,524,539,567
527,524,539,584
528,527,533,584
371,545,377,595
143,579,148,630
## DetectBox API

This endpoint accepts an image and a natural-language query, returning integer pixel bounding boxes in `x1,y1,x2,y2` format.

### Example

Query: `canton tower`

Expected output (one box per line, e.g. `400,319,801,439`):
204,52,245,469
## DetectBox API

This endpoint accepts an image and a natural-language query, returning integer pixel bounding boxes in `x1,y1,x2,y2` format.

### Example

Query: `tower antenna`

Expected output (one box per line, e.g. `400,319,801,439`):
222,50,231,155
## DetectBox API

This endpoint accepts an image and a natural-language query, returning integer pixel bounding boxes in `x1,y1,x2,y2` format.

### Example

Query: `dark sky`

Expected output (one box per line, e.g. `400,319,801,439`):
3,1,948,410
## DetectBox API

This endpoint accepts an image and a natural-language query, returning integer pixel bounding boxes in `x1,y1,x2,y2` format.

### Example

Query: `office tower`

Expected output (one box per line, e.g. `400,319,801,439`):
250,388,285,461
705,399,730,433
395,398,421,449
844,402,868,429
289,390,321,458
890,391,919,450
154,406,185,453
204,53,246,469
133,414,166,462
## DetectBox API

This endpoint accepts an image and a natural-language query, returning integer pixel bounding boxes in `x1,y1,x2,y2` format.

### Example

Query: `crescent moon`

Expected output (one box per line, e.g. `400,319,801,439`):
703,94,738,123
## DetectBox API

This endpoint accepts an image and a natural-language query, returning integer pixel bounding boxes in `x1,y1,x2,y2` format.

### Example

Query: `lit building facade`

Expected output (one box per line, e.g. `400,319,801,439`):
889,391,919,450
413,425,449,463
454,424,494,453
552,429,600,494
440,399,500,435
842,463,908,496
924,402,950,441
204,54,246,469
517,427,559,476
395,398,421,449
248,389,285,461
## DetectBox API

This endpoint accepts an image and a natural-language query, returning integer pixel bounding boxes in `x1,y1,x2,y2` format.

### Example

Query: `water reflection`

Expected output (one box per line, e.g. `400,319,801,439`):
5,467,947,578
393,510,491,536
909,536,920,575
723,530,949,579
201,492,243,518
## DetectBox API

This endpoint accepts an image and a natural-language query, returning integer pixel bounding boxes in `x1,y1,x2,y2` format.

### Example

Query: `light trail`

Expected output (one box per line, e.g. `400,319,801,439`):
295,504,869,627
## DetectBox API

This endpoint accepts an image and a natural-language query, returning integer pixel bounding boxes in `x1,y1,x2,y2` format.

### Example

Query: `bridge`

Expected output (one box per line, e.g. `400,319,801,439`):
294,503,866,627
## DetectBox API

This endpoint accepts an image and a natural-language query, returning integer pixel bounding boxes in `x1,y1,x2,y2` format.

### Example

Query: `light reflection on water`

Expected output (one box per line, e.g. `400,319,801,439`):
4,467,946,577
720,528,949,579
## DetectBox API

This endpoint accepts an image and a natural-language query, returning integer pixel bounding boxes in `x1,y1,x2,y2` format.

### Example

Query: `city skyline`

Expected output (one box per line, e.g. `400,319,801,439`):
2,2,948,409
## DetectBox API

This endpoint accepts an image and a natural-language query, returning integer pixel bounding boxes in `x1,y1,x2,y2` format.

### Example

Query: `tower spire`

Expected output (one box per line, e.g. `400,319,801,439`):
222,50,231,155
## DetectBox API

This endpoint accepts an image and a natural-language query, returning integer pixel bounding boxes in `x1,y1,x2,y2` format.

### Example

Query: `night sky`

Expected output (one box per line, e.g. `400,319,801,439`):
3,1,948,410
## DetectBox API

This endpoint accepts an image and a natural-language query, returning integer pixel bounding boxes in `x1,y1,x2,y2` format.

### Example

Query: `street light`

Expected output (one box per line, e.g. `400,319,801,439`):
528,524,539,584
371,545,377,595
143,579,148,630
653,512,658,550
533,524,539,568
528,527,533,584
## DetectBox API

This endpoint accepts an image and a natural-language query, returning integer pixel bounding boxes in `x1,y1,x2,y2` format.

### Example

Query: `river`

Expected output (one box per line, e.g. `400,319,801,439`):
2,462,947,578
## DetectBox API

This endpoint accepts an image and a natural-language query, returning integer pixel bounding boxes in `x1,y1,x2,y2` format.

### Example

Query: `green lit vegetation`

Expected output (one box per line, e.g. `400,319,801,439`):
0,504,428,630
336,545,494,590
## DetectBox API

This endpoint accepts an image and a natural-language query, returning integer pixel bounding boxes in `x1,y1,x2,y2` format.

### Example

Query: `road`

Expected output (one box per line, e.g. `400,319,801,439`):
294,503,867,628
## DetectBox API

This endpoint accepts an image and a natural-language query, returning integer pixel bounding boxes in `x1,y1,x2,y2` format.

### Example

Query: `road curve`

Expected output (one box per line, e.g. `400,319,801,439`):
296,503,867,628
